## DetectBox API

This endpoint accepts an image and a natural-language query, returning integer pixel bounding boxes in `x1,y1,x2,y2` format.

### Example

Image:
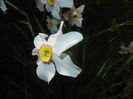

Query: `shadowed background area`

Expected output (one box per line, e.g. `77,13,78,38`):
0,0,133,99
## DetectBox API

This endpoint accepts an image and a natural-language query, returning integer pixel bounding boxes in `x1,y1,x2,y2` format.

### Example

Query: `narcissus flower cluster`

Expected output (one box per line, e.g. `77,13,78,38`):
63,5,85,27
41,0,74,19
34,0,85,33
32,21,83,83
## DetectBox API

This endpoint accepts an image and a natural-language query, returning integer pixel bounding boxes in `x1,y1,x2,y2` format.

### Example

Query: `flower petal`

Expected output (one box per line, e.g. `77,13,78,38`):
36,1,45,12
52,55,81,77
52,2,61,19
49,31,83,56
59,0,74,8
34,33,48,49
49,25,58,33
0,0,7,11
37,58,43,65
47,21,63,46
40,0,47,4
52,18,60,25
32,48,38,56
36,62,56,83
77,5,85,13
45,4,52,12
39,33,48,38
72,20,82,27
129,41,133,48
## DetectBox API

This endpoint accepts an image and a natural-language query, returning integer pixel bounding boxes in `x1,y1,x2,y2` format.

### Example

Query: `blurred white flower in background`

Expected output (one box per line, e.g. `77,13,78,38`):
63,5,85,27
41,0,74,19
119,41,133,54
35,0,45,12
47,17,59,33
32,21,83,83
0,0,7,12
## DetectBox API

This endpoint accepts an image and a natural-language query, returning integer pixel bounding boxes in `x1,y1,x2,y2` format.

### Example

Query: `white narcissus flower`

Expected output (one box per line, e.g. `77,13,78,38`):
40,0,74,19
0,0,7,12
119,41,133,54
47,17,59,33
32,21,83,83
35,0,45,12
63,5,85,27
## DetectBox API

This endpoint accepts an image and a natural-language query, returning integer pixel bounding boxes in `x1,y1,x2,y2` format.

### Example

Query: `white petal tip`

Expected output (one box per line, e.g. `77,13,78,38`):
60,21,64,29
32,48,38,56
38,33,48,38
60,21,64,26
36,63,56,83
